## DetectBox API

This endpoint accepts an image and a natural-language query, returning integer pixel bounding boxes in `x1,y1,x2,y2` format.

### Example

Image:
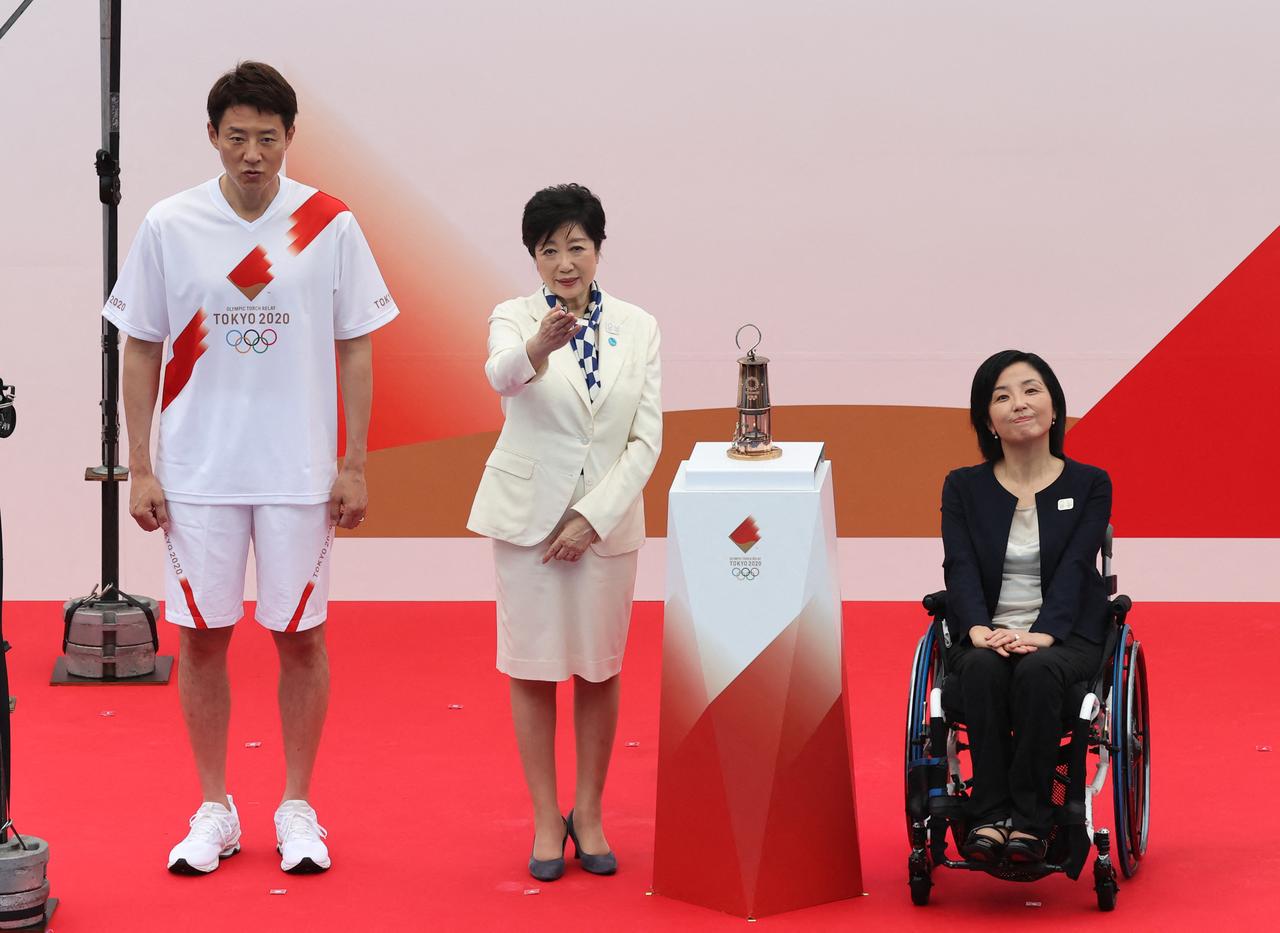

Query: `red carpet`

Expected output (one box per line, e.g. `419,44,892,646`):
2,600,1276,931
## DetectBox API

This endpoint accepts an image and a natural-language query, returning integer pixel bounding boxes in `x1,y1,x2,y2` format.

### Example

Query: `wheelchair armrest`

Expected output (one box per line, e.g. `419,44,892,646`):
1109,594,1132,623
922,591,948,617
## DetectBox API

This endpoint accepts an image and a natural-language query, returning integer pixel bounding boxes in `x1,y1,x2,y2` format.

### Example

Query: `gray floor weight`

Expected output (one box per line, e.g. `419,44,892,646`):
0,837,49,930
63,597,158,678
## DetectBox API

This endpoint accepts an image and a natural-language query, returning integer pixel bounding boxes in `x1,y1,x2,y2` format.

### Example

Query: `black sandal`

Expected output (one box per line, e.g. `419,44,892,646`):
961,823,1009,863
1004,834,1048,864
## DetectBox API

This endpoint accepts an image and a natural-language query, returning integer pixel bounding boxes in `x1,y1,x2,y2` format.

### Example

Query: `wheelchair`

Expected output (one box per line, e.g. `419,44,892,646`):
904,528,1150,911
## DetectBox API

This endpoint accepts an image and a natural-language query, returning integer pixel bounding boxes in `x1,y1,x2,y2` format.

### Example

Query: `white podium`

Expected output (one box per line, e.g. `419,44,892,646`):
653,442,862,918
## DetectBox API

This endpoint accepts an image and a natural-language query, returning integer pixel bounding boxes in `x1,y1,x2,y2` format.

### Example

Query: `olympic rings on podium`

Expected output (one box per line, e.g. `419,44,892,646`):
731,567,760,580
225,328,279,354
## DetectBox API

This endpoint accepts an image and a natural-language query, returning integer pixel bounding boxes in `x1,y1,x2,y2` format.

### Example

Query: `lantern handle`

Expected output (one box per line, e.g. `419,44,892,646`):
735,324,762,359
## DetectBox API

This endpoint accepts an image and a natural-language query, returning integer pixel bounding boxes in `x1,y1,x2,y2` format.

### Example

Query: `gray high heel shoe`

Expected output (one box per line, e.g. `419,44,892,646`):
528,817,568,881
566,809,617,876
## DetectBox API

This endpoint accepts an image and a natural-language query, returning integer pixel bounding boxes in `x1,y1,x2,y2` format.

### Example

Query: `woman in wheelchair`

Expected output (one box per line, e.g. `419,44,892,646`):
941,350,1112,866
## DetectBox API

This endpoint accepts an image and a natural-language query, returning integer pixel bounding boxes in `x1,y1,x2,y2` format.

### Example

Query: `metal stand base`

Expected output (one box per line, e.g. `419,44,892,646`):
727,446,784,461
6,896,57,932
32,896,56,932
50,655,173,686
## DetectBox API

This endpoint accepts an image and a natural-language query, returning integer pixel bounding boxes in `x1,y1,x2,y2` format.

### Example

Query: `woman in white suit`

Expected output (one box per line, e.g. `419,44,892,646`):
467,184,662,881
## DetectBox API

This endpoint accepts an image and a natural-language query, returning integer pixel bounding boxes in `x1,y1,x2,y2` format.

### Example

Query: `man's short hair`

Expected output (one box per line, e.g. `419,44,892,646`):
207,61,298,132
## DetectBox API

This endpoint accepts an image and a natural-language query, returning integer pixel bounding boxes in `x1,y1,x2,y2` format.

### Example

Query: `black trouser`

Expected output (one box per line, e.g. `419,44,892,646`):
949,634,1103,837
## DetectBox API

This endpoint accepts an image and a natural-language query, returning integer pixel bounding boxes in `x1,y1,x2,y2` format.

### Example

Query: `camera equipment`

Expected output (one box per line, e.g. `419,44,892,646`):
0,381,13,440
0,507,53,930
52,0,171,687
0,378,54,926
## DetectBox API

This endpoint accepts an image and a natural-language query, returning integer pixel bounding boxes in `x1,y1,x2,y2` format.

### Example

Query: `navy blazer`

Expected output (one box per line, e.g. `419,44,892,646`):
941,458,1113,645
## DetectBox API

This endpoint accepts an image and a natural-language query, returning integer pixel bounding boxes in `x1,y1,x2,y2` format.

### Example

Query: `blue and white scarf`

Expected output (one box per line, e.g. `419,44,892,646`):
544,282,603,403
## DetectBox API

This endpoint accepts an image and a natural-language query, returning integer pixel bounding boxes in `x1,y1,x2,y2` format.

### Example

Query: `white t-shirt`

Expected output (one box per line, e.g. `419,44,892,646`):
103,175,398,505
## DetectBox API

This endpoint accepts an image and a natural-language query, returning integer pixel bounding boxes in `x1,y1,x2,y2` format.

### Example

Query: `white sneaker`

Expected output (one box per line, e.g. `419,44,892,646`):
167,797,241,874
275,800,330,873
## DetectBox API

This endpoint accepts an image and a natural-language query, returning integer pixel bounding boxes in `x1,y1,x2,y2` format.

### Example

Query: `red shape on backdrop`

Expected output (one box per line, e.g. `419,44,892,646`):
1068,226,1280,536
227,246,274,301
161,309,208,411
288,191,349,255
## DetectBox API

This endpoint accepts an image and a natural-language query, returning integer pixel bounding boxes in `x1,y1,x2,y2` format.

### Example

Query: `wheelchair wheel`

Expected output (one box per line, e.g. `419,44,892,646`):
909,860,932,906
1095,875,1118,912
1110,625,1151,878
904,626,940,841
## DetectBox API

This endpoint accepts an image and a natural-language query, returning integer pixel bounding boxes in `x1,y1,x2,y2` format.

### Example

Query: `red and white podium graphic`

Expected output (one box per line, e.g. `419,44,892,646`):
654,442,862,918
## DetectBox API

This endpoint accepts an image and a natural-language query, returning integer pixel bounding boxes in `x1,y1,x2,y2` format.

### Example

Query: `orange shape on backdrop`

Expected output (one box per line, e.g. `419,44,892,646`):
286,106,513,454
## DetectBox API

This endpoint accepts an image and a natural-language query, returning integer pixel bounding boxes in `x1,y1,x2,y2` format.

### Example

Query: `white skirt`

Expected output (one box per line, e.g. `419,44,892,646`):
492,478,638,682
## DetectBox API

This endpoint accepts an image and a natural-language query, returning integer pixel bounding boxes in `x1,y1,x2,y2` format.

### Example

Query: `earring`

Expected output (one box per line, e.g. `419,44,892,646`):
991,431,999,439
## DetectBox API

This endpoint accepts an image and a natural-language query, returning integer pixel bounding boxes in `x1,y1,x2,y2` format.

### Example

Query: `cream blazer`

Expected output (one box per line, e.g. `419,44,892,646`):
466,288,662,556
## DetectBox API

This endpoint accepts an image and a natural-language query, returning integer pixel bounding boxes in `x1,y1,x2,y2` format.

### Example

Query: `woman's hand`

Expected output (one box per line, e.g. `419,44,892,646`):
975,626,1056,656
525,304,579,371
541,513,599,564
969,625,1011,657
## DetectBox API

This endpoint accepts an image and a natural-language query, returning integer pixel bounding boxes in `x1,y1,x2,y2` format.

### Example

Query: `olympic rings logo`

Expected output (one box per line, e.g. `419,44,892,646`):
225,328,279,354
731,567,761,580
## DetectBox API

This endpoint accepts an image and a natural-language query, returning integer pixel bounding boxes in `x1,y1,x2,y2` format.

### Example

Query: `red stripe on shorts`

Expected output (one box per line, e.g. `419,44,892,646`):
178,577,208,629
285,581,316,633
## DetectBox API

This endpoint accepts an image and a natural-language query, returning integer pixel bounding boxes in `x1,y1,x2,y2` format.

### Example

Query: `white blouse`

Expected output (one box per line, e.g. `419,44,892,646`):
992,506,1042,631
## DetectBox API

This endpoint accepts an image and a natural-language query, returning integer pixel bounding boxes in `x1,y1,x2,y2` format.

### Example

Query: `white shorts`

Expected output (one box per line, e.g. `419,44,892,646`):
163,502,334,633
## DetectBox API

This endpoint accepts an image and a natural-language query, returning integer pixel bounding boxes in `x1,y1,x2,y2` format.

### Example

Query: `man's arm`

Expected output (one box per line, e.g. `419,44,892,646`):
122,336,169,532
330,334,372,529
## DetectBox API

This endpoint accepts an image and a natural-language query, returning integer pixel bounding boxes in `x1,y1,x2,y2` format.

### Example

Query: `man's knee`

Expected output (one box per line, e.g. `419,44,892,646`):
273,625,327,666
179,626,233,665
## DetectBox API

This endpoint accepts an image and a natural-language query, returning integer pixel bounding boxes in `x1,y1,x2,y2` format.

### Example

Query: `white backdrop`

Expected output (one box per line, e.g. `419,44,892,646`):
2,1,1277,599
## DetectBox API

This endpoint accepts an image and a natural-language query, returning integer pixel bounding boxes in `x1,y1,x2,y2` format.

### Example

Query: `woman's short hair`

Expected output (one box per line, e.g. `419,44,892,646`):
521,184,606,256
969,350,1067,462
208,61,298,132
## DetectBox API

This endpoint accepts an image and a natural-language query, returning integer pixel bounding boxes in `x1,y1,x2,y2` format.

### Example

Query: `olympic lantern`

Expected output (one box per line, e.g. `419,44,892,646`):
652,328,863,919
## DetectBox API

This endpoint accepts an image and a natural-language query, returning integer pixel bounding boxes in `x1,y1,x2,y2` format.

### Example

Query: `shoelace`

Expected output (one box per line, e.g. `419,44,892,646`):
277,806,327,844
187,806,235,845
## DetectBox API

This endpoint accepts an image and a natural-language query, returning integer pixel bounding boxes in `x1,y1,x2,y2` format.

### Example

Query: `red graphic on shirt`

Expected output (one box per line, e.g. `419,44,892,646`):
288,191,348,255
178,577,208,630
161,309,209,411
729,516,761,553
227,246,274,301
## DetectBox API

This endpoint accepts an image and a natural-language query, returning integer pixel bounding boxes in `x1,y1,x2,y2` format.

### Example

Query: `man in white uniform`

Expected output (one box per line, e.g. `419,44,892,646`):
103,62,397,875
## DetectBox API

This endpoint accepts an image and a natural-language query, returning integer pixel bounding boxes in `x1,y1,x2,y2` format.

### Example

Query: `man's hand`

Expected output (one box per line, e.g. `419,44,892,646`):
129,469,169,532
329,466,368,529
541,513,598,564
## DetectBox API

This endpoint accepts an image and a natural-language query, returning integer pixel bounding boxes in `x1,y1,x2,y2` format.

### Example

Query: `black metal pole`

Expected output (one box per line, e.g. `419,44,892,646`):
98,0,122,599
0,510,11,843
